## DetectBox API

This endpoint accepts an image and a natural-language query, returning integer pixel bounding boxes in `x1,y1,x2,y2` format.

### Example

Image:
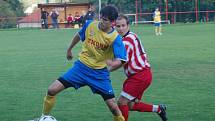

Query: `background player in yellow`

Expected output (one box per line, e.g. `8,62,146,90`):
153,7,162,35
32,5,127,121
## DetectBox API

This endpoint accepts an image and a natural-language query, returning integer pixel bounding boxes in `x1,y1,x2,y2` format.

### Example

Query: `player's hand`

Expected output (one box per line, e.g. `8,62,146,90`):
106,59,122,72
66,50,73,60
106,59,113,67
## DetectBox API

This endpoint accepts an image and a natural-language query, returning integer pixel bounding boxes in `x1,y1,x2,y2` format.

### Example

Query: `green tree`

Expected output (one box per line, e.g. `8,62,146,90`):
0,0,24,28
0,0,16,28
4,0,25,17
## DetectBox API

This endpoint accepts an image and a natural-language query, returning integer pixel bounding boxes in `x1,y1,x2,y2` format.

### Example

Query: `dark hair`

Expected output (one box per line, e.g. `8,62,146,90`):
117,14,130,25
100,5,118,22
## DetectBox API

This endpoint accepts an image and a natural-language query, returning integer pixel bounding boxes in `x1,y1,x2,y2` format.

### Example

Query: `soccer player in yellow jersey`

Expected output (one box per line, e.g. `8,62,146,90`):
153,8,162,35
36,5,126,121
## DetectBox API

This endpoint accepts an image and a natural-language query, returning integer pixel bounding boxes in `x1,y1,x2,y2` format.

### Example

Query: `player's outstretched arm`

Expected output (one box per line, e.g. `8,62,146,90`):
106,59,123,72
66,33,80,60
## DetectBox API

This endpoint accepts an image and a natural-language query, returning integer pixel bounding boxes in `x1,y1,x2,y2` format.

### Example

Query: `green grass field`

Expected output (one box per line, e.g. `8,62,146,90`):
0,23,215,121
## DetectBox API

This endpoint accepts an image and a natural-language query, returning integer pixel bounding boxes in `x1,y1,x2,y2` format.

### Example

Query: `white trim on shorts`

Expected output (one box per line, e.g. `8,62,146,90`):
120,91,135,100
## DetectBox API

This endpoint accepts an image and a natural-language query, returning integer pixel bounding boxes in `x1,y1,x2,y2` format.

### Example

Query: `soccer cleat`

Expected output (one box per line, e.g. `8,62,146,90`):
157,104,167,121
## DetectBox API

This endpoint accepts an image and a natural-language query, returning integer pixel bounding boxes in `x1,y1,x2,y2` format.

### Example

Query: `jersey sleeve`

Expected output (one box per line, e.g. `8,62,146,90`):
112,35,127,62
78,20,92,41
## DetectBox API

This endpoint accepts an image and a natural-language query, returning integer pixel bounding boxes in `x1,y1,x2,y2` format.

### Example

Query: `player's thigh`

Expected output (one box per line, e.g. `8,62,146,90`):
118,95,130,105
47,80,65,96
123,70,152,99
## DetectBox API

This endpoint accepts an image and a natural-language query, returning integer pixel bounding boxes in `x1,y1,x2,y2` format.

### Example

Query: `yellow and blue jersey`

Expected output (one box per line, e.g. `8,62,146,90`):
59,21,127,96
78,20,127,69
153,11,161,23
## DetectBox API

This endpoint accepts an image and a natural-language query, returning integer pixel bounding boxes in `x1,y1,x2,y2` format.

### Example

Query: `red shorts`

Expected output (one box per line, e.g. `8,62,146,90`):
121,69,152,100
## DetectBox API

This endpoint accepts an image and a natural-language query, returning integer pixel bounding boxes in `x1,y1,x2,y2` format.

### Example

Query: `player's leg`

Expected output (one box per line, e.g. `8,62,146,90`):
158,24,162,35
84,64,124,121
105,98,125,121
43,60,85,115
155,27,158,35
118,73,144,121
132,101,167,121
88,80,124,121
130,100,168,120
131,101,159,112
117,96,130,121
118,96,161,120
128,69,167,121
129,70,157,113
90,87,124,121
42,79,65,115
154,23,158,35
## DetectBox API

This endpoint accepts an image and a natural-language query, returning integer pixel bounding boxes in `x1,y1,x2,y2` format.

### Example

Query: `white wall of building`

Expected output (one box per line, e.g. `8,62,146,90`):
18,23,41,28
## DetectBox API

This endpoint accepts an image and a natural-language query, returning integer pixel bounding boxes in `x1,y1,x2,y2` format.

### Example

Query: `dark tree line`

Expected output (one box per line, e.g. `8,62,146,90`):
0,0,24,28
0,0,214,28
90,0,214,12
90,0,215,23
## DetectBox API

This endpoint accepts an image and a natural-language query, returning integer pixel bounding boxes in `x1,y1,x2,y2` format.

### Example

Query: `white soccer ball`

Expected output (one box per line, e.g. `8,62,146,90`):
38,115,57,121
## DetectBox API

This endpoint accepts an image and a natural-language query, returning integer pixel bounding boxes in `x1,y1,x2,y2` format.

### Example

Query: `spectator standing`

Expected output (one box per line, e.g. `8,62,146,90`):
41,8,49,29
50,9,59,28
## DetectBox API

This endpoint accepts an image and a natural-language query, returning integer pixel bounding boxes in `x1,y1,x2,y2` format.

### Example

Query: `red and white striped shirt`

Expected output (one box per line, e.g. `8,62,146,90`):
122,31,150,77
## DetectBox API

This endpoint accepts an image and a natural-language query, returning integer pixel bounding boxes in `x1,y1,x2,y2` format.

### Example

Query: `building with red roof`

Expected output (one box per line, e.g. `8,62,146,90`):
17,9,41,28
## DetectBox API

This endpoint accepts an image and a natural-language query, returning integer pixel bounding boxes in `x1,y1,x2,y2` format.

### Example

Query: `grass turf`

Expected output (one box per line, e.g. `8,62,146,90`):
0,23,215,121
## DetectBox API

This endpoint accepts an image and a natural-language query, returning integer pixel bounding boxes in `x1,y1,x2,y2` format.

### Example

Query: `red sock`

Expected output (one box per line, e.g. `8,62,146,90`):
118,105,129,121
132,102,153,112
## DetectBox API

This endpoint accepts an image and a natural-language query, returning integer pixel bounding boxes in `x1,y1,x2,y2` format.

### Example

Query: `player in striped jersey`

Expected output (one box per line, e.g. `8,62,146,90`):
107,14,167,121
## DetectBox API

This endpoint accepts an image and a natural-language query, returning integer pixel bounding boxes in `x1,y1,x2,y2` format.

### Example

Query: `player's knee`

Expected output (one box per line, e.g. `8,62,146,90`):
47,86,61,96
128,102,135,110
47,80,65,96
117,97,129,106
47,86,58,96
117,100,124,106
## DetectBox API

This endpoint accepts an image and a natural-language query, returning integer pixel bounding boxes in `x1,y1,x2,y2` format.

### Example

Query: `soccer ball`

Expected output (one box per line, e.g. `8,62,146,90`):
38,115,57,121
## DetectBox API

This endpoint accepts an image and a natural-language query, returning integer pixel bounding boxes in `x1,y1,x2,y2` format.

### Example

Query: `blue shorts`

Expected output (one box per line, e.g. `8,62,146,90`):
154,22,161,27
59,60,114,95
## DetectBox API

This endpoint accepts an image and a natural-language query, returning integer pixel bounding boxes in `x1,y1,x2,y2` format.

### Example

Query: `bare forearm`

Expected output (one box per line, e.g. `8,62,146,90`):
108,64,122,72
67,33,80,51
66,33,81,60
107,59,123,72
